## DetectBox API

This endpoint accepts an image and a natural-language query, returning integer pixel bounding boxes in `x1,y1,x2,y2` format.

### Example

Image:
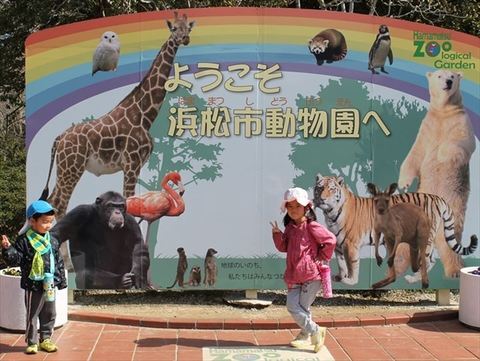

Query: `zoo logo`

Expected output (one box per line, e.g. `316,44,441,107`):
413,40,452,57
412,32,475,70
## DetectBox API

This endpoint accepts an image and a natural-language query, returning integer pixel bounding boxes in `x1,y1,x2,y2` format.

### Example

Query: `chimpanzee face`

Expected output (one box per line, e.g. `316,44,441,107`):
95,191,126,230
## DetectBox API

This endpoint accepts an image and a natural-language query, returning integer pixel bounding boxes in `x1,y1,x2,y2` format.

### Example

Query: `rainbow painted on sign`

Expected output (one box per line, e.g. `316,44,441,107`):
25,7,480,147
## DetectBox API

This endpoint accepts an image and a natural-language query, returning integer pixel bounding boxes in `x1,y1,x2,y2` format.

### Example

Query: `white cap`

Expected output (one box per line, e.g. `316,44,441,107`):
280,187,312,212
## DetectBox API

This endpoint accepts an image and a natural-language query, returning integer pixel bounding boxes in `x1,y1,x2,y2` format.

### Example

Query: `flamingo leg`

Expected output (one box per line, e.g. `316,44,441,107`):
145,221,152,246
144,221,156,289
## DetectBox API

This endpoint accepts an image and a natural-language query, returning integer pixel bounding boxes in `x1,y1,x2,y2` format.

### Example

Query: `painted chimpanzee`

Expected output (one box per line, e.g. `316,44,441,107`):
51,191,149,289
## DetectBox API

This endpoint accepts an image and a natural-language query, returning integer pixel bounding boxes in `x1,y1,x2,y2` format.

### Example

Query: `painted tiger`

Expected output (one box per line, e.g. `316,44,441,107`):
313,174,478,286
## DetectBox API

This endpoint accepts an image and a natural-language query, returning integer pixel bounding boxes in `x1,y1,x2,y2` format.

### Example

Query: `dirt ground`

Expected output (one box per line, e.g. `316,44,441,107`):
71,289,459,319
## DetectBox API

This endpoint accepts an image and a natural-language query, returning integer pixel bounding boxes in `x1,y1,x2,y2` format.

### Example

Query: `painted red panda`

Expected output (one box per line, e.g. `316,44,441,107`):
308,29,348,65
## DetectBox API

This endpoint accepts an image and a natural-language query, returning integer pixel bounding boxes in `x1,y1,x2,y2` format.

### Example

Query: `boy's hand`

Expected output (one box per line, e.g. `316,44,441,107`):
1,235,11,249
269,221,281,233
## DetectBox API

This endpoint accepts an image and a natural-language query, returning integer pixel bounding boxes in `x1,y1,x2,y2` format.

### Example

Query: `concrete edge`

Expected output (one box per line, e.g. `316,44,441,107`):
68,309,459,330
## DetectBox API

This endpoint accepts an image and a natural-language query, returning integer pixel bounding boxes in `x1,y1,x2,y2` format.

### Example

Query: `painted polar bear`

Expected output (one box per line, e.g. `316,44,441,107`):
398,69,476,277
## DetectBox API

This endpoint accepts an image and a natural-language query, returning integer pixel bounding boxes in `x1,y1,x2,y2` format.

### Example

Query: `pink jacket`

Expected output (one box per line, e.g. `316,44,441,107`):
273,220,336,287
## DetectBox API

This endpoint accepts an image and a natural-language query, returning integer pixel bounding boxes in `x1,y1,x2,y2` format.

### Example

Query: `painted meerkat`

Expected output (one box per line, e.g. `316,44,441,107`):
188,266,201,286
167,247,188,288
203,248,218,286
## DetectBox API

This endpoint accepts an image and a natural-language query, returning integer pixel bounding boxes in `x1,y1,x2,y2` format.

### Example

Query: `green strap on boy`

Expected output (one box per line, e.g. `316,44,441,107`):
26,229,55,280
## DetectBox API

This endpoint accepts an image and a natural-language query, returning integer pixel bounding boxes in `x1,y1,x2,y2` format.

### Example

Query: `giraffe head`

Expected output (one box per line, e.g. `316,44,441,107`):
166,11,195,46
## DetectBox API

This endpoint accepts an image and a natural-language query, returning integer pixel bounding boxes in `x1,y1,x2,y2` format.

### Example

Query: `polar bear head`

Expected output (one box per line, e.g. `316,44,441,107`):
427,70,463,108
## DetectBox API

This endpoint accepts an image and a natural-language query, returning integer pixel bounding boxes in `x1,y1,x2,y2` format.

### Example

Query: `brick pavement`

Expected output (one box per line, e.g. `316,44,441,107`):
1,317,478,360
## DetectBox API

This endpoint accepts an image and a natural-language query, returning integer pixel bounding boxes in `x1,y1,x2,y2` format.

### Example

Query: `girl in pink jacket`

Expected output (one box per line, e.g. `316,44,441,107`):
271,187,336,352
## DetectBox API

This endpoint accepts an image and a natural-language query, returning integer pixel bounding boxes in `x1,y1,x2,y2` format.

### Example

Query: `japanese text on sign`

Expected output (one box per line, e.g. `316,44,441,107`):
221,261,284,281
165,63,282,94
168,106,391,138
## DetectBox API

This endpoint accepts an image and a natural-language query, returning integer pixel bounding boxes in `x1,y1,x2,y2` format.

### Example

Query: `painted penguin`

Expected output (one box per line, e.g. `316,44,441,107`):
368,25,393,74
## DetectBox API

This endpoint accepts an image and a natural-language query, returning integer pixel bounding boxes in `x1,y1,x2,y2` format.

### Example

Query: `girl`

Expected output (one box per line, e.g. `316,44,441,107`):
270,187,336,353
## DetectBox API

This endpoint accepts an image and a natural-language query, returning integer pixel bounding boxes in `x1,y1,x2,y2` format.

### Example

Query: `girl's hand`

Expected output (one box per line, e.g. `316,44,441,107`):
1,235,11,249
269,221,281,233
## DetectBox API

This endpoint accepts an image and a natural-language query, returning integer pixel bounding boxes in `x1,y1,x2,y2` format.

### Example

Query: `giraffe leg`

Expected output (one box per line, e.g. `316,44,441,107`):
122,163,142,197
49,162,86,216
49,159,86,271
49,184,70,220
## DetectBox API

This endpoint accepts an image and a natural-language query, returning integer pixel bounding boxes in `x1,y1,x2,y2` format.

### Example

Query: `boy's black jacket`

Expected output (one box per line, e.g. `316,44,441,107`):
2,232,67,292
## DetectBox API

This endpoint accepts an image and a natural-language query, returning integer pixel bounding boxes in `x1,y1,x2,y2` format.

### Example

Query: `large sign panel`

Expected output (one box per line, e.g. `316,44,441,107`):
25,8,479,290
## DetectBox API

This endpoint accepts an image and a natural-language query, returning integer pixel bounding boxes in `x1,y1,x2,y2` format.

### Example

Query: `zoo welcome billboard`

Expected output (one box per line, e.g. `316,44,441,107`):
25,8,479,290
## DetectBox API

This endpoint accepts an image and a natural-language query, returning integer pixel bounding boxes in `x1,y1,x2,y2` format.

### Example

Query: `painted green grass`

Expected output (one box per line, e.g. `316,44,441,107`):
148,256,478,290
66,255,478,290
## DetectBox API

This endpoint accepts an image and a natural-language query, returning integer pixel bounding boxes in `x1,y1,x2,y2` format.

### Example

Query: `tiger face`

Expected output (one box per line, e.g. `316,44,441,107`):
313,174,345,212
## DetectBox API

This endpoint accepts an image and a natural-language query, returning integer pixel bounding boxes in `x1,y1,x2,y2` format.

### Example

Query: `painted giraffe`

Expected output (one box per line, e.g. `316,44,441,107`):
43,12,195,218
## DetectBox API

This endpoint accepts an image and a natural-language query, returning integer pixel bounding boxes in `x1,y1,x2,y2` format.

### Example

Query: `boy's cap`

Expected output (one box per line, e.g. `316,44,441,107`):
280,187,312,212
26,200,55,218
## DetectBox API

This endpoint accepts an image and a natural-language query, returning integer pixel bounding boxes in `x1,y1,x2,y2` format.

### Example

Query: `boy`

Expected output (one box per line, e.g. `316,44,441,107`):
1,200,67,354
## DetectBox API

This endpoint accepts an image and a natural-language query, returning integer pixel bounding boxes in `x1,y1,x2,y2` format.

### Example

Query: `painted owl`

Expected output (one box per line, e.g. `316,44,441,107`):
92,31,120,76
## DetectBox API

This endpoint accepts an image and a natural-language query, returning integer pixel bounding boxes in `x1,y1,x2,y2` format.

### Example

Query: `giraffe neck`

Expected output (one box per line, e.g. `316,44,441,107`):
117,37,179,130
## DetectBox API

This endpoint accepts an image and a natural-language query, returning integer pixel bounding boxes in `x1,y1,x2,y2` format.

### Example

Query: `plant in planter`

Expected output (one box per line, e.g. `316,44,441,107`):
468,266,480,276
1,267,21,276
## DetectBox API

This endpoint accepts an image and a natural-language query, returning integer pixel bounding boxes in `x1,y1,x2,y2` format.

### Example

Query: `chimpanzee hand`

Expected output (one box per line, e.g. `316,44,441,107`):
134,272,148,289
120,272,135,289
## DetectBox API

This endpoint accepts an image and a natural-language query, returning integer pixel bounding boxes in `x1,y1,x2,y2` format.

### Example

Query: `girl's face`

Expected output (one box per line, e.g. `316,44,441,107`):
30,214,55,234
285,200,307,224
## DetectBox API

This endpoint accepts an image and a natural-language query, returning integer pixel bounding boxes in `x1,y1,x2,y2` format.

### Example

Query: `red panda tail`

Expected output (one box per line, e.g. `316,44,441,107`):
333,47,347,61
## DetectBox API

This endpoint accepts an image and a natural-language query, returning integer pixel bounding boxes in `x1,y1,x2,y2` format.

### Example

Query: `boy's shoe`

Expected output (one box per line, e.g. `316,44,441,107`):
39,339,58,353
25,344,38,354
25,343,38,355
311,326,327,353
290,331,310,348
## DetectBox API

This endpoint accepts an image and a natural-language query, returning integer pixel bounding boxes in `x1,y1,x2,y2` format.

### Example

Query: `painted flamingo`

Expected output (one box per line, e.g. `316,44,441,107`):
126,171,185,244
126,172,185,288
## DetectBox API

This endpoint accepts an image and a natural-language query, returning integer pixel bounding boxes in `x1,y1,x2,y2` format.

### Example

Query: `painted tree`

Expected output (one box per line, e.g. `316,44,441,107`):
291,78,427,193
136,86,224,250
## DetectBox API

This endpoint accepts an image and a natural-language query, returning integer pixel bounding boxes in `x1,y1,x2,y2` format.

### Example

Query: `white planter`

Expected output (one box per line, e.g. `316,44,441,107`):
459,266,480,328
0,268,68,331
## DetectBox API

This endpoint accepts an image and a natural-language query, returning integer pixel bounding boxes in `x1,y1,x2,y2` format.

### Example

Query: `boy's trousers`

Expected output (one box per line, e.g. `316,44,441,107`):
24,289,56,345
